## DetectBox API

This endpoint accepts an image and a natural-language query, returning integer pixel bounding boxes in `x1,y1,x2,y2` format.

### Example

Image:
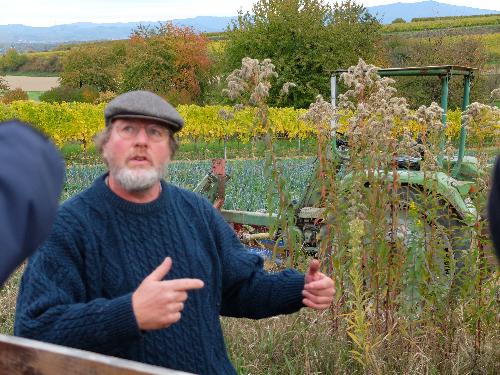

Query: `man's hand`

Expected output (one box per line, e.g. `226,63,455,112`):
302,259,335,310
132,257,204,331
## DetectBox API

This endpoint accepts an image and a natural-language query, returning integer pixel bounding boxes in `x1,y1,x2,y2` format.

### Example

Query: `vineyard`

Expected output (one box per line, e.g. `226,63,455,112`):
383,14,500,33
0,101,490,149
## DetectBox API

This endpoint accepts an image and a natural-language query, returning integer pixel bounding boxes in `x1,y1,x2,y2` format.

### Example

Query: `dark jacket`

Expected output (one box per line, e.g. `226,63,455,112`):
0,120,64,285
488,156,500,262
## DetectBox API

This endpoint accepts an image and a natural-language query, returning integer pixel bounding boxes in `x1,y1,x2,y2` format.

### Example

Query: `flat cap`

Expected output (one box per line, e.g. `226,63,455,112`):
104,90,184,132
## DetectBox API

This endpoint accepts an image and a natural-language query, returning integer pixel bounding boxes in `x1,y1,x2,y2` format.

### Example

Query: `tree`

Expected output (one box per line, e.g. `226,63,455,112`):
124,22,212,104
224,0,381,108
120,34,177,97
392,17,406,23
0,48,28,73
59,41,127,92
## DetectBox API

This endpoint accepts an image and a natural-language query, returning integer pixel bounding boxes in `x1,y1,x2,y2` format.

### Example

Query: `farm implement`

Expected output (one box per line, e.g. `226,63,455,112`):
195,65,484,265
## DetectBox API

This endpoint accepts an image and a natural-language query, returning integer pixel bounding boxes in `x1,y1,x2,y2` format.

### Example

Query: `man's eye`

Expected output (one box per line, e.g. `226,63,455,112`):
122,126,135,133
149,127,164,137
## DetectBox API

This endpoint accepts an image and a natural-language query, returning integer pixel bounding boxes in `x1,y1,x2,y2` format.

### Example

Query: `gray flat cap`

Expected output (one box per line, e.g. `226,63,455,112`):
104,91,184,132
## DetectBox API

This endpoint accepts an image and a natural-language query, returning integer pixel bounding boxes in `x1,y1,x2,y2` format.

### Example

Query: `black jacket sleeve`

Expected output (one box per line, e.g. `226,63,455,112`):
488,156,500,263
0,120,65,285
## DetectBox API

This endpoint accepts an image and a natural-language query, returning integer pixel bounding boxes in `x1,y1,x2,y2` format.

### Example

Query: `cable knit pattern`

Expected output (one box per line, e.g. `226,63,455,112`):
14,174,305,375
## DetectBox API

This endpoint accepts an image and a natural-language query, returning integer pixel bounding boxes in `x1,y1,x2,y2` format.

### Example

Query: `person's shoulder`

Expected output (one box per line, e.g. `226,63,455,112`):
57,180,104,222
165,182,208,202
164,182,215,213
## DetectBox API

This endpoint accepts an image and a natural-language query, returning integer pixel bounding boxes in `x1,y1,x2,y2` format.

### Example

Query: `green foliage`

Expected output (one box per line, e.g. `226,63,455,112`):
120,36,176,95
224,0,381,108
39,85,99,103
59,42,127,91
0,48,28,73
17,54,62,74
0,88,28,103
391,17,406,24
58,23,212,104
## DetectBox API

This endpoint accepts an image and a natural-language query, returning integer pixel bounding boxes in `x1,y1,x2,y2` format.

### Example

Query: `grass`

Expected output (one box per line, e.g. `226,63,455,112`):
27,91,43,101
3,71,60,77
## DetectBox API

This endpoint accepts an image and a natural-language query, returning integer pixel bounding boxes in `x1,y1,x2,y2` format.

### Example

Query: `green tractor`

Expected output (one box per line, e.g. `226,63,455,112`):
196,65,483,270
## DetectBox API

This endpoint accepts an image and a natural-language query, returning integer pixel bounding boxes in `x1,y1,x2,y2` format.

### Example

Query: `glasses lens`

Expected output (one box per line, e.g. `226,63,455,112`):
117,123,167,142
146,125,168,141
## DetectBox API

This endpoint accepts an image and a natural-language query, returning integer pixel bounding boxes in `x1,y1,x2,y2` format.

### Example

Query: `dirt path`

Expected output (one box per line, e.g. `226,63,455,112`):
4,76,59,91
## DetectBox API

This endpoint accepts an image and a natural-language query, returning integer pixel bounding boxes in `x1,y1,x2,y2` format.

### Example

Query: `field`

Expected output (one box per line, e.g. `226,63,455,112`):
3,75,59,91
383,14,500,33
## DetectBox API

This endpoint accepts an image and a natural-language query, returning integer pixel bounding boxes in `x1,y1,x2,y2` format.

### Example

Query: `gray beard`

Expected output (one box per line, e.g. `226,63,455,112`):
112,165,167,193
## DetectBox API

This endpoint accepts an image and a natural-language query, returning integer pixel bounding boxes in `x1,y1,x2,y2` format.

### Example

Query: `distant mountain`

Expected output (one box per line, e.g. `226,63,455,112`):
367,0,499,24
0,16,236,44
0,1,498,45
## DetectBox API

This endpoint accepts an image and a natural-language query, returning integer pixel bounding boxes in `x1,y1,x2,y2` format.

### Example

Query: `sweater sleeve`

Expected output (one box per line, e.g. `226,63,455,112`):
488,156,500,262
14,213,141,354
206,204,305,319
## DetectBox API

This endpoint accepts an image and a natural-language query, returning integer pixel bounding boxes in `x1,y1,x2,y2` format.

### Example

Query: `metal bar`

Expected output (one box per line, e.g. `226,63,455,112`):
221,209,277,227
334,66,475,78
452,75,471,177
330,74,338,155
438,74,450,164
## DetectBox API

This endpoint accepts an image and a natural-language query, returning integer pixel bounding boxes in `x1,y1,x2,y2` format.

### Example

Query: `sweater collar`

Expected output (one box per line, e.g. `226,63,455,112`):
94,173,168,214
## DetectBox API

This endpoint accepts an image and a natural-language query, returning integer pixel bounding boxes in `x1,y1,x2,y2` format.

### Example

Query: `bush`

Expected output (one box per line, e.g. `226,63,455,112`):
392,17,406,23
40,85,99,103
0,76,9,91
1,88,28,103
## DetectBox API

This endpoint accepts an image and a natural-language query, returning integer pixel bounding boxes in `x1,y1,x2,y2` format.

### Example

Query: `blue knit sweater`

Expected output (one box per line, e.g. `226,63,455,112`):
15,174,305,374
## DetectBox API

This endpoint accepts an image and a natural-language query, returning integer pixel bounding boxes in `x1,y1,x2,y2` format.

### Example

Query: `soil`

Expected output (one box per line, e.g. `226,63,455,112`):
4,75,59,91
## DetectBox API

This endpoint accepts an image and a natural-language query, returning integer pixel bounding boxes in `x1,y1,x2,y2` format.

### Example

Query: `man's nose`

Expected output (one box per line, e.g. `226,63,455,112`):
134,127,149,143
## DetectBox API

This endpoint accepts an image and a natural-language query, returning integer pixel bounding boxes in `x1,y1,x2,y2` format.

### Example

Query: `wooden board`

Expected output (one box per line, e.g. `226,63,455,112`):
0,334,193,375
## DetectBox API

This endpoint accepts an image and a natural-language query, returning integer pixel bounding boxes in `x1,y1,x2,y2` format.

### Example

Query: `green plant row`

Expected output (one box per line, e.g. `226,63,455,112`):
411,13,500,22
383,14,500,33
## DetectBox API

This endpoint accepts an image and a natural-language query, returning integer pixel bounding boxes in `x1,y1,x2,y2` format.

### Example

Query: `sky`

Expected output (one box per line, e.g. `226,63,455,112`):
0,0,499,27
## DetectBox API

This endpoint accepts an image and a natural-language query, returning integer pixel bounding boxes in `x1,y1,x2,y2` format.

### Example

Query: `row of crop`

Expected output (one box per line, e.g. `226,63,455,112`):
411,13,500,22
383,14,500,33
0,100,476,148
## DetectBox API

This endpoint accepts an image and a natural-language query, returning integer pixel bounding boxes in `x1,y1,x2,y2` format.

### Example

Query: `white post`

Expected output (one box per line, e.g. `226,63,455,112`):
330,74,337,135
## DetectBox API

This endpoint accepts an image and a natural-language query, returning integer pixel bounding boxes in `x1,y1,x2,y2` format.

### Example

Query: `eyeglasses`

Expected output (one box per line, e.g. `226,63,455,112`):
115,123,169,142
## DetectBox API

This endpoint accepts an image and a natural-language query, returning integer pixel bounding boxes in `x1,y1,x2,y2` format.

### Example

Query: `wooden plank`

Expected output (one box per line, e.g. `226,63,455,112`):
0,334,193,375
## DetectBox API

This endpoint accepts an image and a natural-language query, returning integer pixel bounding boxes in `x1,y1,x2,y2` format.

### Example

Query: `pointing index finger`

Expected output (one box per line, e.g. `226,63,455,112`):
164,278,205,291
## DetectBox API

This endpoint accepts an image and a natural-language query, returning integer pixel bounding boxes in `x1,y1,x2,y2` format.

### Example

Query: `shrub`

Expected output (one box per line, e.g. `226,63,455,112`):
0,76,9,91
1,88,28,103
392,17,406,23
40,85,99,103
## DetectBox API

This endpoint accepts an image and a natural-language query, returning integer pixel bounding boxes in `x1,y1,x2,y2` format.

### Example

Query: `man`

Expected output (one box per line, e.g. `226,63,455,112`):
488,156,500,262
0,120,64,285
15,91,335,374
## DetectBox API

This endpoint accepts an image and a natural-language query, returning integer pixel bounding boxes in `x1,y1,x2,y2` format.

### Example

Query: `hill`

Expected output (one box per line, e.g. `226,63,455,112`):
369,0,499,24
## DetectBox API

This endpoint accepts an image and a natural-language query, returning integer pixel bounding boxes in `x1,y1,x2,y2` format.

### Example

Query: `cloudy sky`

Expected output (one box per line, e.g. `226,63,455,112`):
0,0,498,26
